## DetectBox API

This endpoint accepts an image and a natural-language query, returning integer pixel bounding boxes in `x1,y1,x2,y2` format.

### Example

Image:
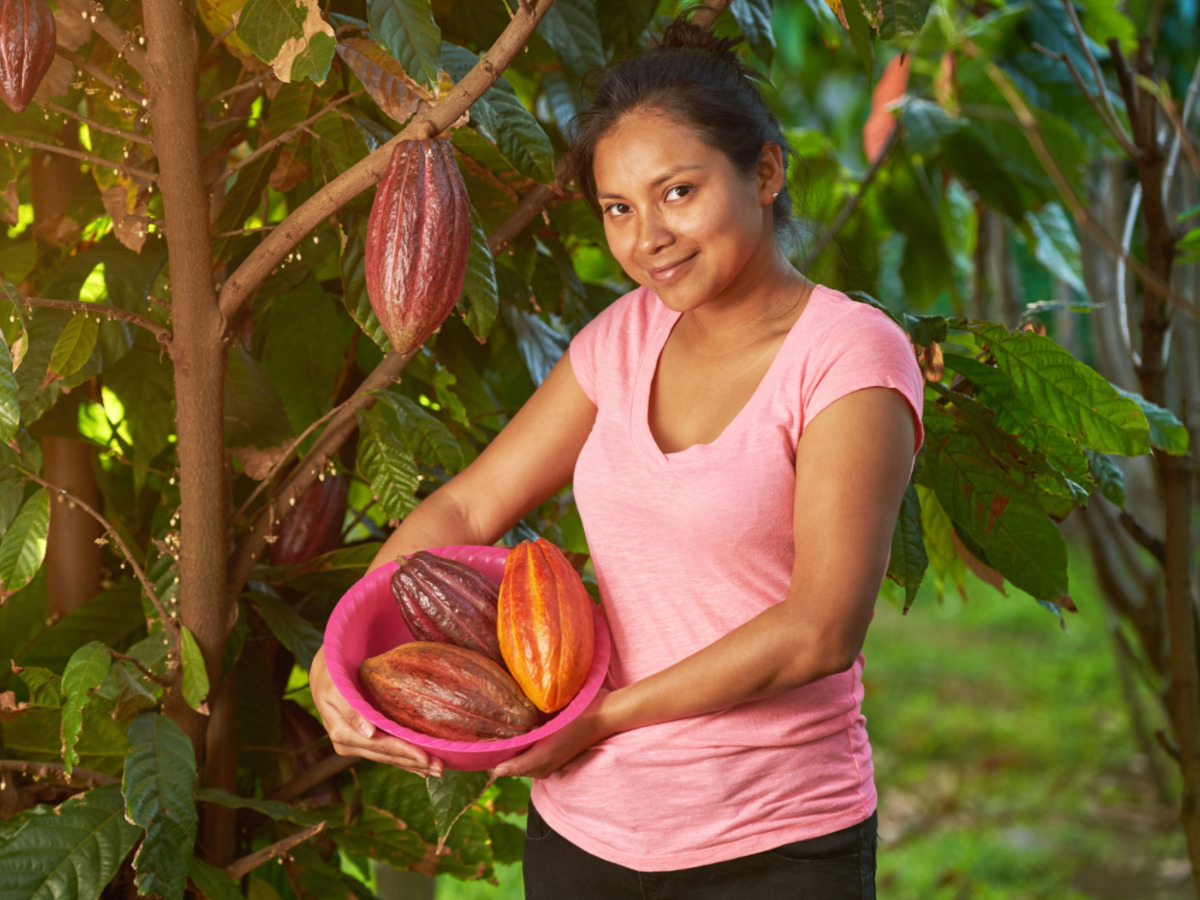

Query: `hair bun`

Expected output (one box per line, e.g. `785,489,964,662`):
657,17,751,77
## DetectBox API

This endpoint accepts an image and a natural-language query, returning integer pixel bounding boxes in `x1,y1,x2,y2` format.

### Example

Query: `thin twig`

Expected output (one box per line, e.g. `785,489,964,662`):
21,472,177,646
0,131,157,182
58,0,150,78
212,225,276,238
109,649,172,688
211,90,364,187
270,754,357,802
1030,43,1140,158
56,47,146,106
206,71,275,106
15,296,171,345
1118,509,1168,564
46,101,153,146
1058,0,1135,153
1153,88,1200,183
225,822,326,880
0,758,119,786
200,20,238,67
801,127,896,270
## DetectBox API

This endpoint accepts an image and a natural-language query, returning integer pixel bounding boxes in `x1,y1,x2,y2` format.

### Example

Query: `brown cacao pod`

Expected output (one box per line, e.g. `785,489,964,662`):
359,642,539,741
0,0,55,114
391,551,504,665
365,138,470,355
269,474,350,567
498,539,595,714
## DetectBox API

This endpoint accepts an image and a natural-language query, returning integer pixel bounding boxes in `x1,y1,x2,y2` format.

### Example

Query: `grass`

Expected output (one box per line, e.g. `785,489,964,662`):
433,539,1189,899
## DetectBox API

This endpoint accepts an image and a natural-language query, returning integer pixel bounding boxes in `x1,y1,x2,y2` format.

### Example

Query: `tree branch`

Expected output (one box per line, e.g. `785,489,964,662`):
1057,0,1136,154
57,47,146,106
0,131,157,182
269,754,357,803
110,649,172,688
46,101,153,146
0,758,118,787
1030,42,1140,158
216,0,559,328
16,296,171,346
224,822,326,881
58,0,150,78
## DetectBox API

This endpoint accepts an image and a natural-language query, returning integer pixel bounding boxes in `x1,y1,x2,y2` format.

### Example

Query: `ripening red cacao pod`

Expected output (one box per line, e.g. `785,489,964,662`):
391,551,504,665
359,642,539,741
498,539,595,714
0,0,56,114
365,138,471,355
269,474,349,567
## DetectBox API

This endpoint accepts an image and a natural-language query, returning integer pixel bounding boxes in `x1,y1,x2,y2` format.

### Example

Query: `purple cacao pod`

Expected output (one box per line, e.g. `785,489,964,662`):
0,0,55,114
391,551,504,665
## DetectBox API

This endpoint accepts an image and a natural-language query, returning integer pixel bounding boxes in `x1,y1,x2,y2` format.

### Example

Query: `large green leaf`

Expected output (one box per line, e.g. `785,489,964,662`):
916,483,966,602
19,581,144,670
426,770,490,852
356,406,420,521
877,0,932,40
503,307,571,386
972,322,1149,456
1022,203,1084,293
359,765,438,840
179,626,210,713
442,45,557,184
0,463,23,539
13,665,62,709
731,0,775,65
843,0,874,77
104,340,176,490
0,328,19,443
122,714,199,900
1111,386,1189,455
327,805,427,869
537,0,605,77
212,150,279,262
194,788,324,826
225,345,295,449
462,207,499,342
1085,448,1125,507
262,278,347,432
0,784,142,900
187,860,245,900
48,314,100,381
917,406,1070,604
367,0,442,88
0,489,49,597
887,481,927,611
339,212,393,354
378,391,466,474
250,592,324,670
235,0,335,83
60,641,113,776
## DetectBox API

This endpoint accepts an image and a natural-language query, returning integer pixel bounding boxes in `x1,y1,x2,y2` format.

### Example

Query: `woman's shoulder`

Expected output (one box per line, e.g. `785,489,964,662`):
572,284,663,347
804,285,913,348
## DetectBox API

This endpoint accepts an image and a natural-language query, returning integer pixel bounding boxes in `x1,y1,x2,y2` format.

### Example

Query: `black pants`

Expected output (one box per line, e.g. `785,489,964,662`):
522,802,877,899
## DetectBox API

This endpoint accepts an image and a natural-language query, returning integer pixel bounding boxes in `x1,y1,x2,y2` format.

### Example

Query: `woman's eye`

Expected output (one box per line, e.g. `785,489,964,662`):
666,185,692,201
604,202,630,217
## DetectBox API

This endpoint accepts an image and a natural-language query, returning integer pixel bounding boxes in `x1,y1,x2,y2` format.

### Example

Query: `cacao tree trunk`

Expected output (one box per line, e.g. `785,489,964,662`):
43,436,102,617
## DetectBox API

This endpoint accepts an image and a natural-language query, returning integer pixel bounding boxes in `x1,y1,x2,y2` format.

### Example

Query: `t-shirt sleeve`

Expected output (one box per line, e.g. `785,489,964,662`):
802,305,926,457
567,312,604,405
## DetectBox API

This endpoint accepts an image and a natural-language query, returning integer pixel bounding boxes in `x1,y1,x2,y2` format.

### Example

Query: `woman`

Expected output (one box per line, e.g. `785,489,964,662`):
309,19,924,898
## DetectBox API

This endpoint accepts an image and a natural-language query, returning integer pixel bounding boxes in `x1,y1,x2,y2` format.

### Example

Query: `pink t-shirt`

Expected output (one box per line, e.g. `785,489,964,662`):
531,284,925,871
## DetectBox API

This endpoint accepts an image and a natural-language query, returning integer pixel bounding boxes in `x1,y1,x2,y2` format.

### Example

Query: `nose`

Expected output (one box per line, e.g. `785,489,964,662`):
637,207,673,256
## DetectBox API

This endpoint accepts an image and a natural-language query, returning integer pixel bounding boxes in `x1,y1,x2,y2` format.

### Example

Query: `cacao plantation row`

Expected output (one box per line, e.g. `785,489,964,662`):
0,0,1193,896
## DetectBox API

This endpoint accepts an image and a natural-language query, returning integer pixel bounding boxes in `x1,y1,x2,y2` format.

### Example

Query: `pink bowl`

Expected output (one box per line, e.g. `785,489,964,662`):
324,544,611,771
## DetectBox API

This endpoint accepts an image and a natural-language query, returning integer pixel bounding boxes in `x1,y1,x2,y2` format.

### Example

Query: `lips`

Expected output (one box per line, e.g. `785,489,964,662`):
645,252,697,284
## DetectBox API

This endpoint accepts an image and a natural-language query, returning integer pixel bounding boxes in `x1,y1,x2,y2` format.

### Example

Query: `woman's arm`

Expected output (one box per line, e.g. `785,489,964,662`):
492,385,917,778
311,353,598,773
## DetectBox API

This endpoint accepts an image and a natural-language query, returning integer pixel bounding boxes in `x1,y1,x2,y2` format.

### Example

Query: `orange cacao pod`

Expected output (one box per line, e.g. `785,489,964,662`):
391,551,504,665
365,138,471,355
359,642,539,741
0,0,55,114
269,474,349,567
498,539,595,714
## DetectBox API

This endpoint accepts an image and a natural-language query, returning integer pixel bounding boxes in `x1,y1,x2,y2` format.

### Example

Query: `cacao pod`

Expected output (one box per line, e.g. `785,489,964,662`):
0,0,55,114
365,138,470,355
359,642,539,741
391,551,504,665
269,474,350,567
498,539,595,714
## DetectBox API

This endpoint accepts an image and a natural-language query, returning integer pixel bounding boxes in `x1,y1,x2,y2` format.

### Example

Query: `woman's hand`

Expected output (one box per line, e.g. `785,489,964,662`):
309,645,444,778
489,688,613,780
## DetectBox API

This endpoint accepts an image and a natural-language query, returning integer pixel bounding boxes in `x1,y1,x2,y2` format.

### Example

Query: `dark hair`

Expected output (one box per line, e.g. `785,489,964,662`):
566,16,798,239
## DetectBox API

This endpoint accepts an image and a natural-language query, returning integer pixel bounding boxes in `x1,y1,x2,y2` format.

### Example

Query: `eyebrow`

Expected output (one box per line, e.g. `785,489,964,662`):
596,164,707,201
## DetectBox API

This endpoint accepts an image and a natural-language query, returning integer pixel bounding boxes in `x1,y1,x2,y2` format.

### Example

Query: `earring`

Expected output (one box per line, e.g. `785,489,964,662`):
771,191,779,199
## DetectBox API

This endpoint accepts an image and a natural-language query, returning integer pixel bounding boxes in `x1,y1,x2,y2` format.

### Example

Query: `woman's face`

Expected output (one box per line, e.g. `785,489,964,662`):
592,108,781,314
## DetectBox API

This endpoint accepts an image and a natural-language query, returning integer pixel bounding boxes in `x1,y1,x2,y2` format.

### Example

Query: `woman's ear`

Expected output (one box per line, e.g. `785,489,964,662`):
756,142,786,204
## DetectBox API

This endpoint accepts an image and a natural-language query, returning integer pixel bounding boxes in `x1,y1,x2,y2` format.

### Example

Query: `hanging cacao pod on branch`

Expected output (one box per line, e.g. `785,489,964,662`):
498,539,595,714
359,642,540,741
0,0,56,114
391,551,505,665
364,138,471,355
268,474,350,567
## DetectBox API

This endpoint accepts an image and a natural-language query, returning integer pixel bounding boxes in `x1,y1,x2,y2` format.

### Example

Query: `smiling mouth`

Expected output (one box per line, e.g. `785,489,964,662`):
645,253,698,283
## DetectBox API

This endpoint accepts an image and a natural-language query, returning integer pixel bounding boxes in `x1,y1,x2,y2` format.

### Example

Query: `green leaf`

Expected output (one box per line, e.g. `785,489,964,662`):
226,345,295,449
188,859,245,900
1023,203,1083,293
19,582,145,670
917,405,1070,604
426,770,491,853
99,663,159,722
180,626,210,712
104,338,176,492
262,278,347,432
887,482,927,611
14,664,62,709
1112,386,1190,454
441,44,557,183
730,0,775,65
379,392,466,473
339,212,393,353
0,328,19,443
250,593,324,670
597,0,659,58
212,150,279,262
0,488,49,597
61,641,113,776
972,322,1150,456
462,207,499,341
122,713,199,900
235,0,335,83
843,0,874,77
0,784,142,900
1085,448,1125,507
915,484,966,602
0,463,24,537
195,787,324,826
328,804,427,868
368,0,442,88
356,406,420,521
537,0,605,77
877,0,932,40
48,314,100,381
504,307,570,386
